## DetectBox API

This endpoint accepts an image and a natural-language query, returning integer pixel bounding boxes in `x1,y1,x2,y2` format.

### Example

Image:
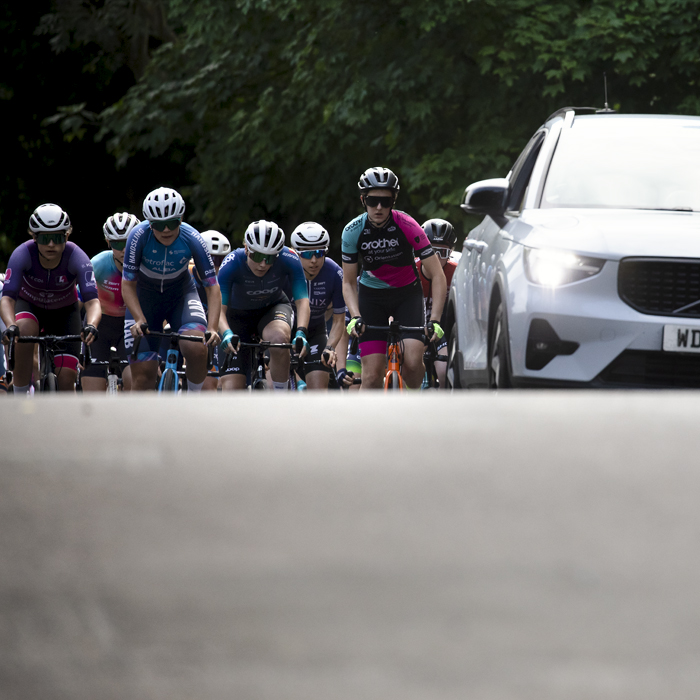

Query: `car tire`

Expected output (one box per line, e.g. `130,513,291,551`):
445,326,463,390
488,303,513,389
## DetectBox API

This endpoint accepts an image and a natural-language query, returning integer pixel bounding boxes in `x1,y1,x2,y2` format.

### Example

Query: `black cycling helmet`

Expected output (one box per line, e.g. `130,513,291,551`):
358,167,400,194
422,218,456,248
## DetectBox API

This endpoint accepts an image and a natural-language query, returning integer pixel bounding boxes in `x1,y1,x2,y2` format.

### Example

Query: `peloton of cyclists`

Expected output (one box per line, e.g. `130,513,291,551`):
81,212,139,392
122,187,221,392
0,204,101,393
341,167,447,389
417,218,459,389
217,220,310,391
288,222,350,390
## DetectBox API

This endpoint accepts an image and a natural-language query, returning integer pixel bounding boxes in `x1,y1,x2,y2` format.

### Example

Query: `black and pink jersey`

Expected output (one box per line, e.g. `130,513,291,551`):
341,210,434,289
3,241,98,310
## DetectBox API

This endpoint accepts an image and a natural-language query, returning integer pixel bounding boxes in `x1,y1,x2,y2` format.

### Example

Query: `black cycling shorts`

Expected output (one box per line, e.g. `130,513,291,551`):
357,281,425,356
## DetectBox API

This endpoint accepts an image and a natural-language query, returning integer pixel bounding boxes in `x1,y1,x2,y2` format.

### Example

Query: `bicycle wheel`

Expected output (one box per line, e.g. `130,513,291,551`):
252,378,268,391
107,373,119,395
43,372,58,392
160,369,178,393
387,371,402,391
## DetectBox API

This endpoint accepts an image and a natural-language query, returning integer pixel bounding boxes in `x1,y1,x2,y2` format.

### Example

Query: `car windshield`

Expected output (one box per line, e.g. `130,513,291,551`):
541,118,700,211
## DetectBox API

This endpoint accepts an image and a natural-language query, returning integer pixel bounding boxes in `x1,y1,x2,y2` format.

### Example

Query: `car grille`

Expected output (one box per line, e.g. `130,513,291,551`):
618,257,700,317
597,350,700,388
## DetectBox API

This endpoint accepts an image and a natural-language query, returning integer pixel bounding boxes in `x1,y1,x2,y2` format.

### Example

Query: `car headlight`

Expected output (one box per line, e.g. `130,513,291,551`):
523,248,605,287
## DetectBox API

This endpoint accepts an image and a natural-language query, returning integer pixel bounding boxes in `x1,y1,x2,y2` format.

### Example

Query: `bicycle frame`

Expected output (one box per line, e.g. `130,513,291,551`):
221,339,295,391
8,333,84,392
132,328,211,393
81,345,129,394
349,319,427,391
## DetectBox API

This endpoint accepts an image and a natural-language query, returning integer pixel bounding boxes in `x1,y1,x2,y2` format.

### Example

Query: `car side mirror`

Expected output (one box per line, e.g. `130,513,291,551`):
461,178,509,218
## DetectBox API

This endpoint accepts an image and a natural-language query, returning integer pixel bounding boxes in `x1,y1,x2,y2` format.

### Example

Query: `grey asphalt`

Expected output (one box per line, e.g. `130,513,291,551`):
1,391,700,700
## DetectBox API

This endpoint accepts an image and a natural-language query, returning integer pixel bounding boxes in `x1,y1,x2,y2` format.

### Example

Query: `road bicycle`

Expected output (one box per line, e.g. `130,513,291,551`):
422,340,448,389
132,326,213,393
81,345,130,394
6,332,86,393
349,319,427,391
221,339,296,391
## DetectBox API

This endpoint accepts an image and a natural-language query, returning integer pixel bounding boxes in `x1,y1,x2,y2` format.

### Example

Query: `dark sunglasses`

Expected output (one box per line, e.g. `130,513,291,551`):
364,195,394,208
110,239,128,251
150,217,182,232
434,246,453,259
36,232,68,245
248,251,277,264
299,249,327,260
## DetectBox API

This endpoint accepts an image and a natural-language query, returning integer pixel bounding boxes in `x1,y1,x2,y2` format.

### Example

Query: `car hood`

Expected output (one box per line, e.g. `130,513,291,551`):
515,209,700,260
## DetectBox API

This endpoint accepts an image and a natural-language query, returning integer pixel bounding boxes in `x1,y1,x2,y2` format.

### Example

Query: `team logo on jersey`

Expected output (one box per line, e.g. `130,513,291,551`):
415,236,420,242
360,239,399,250
179,257,190,264
247,287,279,295
56,275,67,284
5,268,12,282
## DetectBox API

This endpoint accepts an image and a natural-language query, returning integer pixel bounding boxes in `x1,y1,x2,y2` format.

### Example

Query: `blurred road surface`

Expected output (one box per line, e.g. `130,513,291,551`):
1,391,700,700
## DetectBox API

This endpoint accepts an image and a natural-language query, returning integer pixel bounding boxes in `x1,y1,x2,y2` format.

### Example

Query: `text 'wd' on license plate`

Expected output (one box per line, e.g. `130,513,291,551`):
663,324,700,353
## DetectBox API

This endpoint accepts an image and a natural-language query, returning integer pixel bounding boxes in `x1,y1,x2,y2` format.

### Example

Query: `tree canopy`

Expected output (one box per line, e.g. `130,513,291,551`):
4,0,700,264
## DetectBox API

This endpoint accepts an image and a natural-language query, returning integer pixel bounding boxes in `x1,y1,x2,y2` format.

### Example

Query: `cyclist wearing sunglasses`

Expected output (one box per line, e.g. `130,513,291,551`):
121,187,221,392
416,219,459,389
217,220,310,391
81,212,140,392
288,222,349,390
189,230,231,390
341,167,447,389
0,203,101,393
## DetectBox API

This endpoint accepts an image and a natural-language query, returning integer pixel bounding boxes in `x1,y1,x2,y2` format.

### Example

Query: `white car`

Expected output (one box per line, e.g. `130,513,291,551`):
445,109,700,388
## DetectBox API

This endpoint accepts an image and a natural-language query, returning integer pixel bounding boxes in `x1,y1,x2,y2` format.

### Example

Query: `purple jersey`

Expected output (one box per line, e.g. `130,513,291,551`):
3,241,98,310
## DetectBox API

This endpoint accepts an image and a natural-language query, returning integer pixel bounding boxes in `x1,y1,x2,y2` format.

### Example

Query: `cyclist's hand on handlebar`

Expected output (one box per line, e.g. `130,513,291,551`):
293,328,309,358
221,329,240,354
336,368,354,388
346,316,365,338
129,321,149,338
204,330,220,346
81,324,99,346
426,320,444,344
2,324,19,346
321,346,337,367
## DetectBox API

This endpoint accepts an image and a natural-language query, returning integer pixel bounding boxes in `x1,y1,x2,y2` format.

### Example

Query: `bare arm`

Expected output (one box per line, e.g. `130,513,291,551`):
0,296,16,330
203,284,222,345
342,262,360,319
121,278,148,337
81,298,102,345
422,255,447,322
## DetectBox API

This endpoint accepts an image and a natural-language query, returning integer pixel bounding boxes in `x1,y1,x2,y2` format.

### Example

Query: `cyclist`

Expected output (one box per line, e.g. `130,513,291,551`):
122,187,221,392
0,203,101,393
341,167,446,389
0,273,8,395
81,212,139,392
288,222,348,390
190,230,231,390
217,220,310,391
417,218,459,388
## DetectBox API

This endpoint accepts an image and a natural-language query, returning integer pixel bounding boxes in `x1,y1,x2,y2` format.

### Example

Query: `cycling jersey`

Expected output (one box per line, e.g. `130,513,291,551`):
285,256,346,330
91,250,126,317
3,241,98,309
123,221,217,294
417,257,458,322
341,210,434,289
218,247,308,310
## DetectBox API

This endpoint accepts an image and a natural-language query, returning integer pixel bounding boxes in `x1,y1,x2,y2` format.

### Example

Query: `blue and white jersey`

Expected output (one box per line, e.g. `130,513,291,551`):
285,256,346,330
218,246,308,311
123,221,217,294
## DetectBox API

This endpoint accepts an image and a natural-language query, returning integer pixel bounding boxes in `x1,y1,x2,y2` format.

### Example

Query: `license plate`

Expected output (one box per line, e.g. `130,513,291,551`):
663,324,700,353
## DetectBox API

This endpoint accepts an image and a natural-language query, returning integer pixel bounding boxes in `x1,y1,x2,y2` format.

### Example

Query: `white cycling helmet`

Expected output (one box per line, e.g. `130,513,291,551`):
200,230,231,257
28,203,71,233
142,187,186,221
244,220,285,255
358,167,400,194
290,222,330,251
103,212,140,241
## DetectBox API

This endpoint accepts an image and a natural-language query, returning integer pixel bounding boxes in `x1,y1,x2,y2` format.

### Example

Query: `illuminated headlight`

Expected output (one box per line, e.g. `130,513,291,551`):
523,248,605,287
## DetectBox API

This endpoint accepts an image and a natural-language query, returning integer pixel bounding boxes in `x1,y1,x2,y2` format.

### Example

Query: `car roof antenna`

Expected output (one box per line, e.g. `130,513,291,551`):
597,72,616,113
